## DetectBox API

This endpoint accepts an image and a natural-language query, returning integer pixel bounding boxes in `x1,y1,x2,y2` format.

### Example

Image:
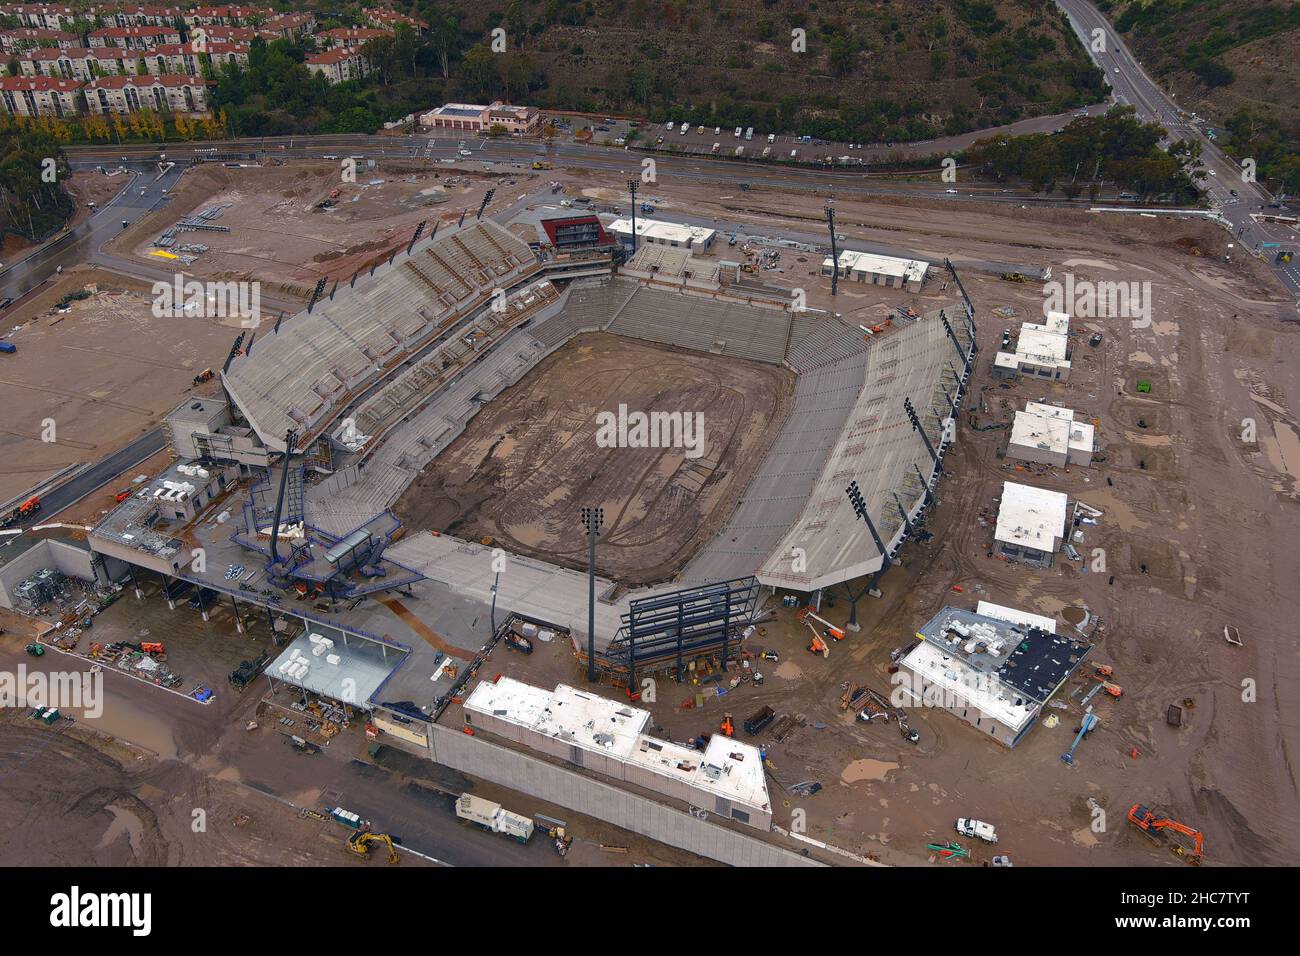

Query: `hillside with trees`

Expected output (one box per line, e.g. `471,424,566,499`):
965,106,1203,201
0,126,73,241
208,1,1107,142
1101,0,1299,195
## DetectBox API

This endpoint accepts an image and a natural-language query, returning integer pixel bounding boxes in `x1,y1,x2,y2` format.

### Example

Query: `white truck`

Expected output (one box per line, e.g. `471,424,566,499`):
456,793,534,844
955,818,998,844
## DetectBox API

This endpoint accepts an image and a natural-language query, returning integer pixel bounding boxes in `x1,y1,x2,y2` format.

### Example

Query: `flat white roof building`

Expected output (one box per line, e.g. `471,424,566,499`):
975,600,1058,634
607,217,716,251
1007,401,1094,468
899,605,1090,746
463,676,772,829
994,310,1072,381
821,249,928,292
993,480,1068,567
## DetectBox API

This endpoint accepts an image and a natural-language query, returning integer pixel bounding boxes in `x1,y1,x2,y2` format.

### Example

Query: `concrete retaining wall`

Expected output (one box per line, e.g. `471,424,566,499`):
427,724,821,867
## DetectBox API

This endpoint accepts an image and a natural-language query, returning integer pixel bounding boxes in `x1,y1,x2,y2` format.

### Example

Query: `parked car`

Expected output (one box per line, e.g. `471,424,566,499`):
956,818,998,844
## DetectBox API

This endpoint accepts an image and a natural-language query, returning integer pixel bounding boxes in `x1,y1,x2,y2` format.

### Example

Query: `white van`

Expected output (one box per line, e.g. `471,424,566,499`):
767,133,776,143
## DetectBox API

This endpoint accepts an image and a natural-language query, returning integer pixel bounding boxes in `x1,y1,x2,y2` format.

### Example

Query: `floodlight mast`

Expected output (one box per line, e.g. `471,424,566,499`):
580,506,604,682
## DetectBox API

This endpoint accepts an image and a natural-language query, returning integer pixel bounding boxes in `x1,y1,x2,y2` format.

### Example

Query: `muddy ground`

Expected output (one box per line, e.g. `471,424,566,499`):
0,584,709,868
104,160,545,299
395,331,795,585
0,268,235,504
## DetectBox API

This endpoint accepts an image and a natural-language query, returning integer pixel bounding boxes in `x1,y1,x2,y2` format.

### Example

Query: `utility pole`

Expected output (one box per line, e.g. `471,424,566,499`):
825,202,839,296
580,506,603,682
627,178,639,254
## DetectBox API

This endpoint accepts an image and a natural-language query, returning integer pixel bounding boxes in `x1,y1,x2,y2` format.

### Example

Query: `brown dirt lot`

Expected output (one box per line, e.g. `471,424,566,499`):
0,268,235,504
106,160,544,298
395,332,794,585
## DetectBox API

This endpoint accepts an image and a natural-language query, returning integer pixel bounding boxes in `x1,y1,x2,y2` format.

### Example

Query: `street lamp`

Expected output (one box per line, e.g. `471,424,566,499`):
627,178,640,254
825,202,838,296
580,506,604,682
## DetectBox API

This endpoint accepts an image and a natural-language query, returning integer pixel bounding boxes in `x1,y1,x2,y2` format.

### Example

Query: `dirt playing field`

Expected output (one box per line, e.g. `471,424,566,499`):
0,268,235,504
396,331,794,585
106,159,545,299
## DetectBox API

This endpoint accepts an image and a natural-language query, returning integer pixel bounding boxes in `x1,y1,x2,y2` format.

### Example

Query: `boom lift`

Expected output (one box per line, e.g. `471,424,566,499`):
1127,803,1205,864
798,607,845,641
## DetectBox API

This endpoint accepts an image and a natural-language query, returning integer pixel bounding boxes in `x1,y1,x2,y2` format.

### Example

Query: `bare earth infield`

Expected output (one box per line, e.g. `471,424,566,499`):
394,331,795,585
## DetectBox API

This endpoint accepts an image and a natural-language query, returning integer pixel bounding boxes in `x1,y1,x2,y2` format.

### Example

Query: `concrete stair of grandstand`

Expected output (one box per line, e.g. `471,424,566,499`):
785,316,872,372
607,287,790,365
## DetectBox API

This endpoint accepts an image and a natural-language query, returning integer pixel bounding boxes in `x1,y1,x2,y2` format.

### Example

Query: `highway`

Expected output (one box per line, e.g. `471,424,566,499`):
1057,0,1300,299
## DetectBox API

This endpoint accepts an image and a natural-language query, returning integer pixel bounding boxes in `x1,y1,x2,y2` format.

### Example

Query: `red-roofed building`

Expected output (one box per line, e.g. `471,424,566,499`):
16,45,145,80
258,12,315,40
100,6,184,28
0,74,81,116
0,26,79,53
364,8,427,32
182,5,275,27
193,23,255,43
142,39,249,74
305,46,368,85
314,26,392,49
88,25,183,51
4,5,83,31
84,73,208,114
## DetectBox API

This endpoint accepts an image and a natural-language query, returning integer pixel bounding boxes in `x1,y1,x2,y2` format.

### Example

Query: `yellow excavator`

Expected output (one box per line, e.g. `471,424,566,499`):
347,828,400,864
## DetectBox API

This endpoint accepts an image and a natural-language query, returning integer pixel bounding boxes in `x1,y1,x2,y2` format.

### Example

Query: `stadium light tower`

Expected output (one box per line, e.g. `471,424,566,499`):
843,480,891,632
627,179,640,254
580,506,604,682
825,202,839,296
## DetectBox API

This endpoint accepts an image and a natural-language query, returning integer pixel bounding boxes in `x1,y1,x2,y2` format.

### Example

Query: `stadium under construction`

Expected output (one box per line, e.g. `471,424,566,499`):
81,210,977,722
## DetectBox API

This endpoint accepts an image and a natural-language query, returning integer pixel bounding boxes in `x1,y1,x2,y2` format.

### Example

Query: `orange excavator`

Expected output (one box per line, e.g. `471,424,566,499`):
1127,803,1204,864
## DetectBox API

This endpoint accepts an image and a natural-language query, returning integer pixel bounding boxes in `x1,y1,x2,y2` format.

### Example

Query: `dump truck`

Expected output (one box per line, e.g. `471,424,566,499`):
743,705,776,736
456,793,534,843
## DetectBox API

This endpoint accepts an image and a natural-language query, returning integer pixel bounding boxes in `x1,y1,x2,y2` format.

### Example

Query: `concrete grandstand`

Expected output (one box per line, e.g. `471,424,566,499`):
100,218,974,710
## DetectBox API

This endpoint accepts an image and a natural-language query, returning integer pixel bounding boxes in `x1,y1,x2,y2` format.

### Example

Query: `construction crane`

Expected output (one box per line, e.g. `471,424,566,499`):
1060,712,1099,764
347,828,400,864
1127,803,1205,864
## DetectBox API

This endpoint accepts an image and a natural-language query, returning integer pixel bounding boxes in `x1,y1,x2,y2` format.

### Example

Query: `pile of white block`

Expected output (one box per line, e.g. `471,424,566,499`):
278,633,342,681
